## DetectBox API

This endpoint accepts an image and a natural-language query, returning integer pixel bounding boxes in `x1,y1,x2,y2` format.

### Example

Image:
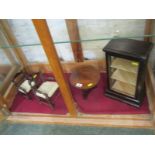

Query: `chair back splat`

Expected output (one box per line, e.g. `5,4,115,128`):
12,70,37,99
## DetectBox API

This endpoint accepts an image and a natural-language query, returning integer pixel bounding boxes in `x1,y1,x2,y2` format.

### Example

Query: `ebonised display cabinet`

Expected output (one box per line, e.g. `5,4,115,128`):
103,39,153,107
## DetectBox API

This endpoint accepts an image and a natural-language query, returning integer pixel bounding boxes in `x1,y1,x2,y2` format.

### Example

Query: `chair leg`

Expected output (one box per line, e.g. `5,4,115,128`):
27,94,32,100
82,86,97,99
47,98,55,109
19,92,32,100
38,98,42,104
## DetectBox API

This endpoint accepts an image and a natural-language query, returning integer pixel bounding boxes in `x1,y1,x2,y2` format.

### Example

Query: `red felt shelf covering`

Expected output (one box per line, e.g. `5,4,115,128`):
10,73,150,115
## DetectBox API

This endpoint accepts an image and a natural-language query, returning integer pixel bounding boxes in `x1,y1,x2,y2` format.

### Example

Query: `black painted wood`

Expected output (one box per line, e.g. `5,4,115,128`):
103,39,153,107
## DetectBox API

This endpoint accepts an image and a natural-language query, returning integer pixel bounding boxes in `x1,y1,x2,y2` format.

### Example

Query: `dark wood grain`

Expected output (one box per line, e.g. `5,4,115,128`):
70,64,100,90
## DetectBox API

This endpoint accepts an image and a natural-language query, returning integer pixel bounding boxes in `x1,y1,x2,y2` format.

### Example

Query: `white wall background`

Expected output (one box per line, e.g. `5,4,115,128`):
7,19,74,62
46,19,74,61
7,19,48,63
1,19,154,67
78,19,146,60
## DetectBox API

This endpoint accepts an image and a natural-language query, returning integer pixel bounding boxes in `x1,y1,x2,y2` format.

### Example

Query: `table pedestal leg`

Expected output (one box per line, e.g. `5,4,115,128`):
82,86,97,99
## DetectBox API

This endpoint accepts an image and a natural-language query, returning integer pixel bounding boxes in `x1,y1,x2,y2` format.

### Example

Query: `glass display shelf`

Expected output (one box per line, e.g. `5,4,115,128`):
111,80,136,97
110,57,139,73
0,34,155,49
111,69,137,86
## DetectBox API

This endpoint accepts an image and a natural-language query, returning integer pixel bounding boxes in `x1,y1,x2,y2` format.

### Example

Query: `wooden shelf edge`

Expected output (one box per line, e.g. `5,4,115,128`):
10,112,152,120
6,115,154,129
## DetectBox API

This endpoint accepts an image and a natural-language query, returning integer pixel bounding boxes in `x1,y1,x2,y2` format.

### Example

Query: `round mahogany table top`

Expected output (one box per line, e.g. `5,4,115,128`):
69,64,100,90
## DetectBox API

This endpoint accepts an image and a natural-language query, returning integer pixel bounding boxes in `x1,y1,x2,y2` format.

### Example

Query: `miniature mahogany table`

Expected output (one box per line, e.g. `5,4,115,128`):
69,64,100,99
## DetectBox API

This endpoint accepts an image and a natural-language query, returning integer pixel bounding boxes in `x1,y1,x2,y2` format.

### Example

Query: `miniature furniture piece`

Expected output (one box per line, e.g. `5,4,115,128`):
70,64,100,99
103,39,153,107
34,76,59,109
12,70,36,99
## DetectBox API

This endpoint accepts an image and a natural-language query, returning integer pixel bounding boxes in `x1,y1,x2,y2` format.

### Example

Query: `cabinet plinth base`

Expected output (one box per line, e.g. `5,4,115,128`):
105,89,143,108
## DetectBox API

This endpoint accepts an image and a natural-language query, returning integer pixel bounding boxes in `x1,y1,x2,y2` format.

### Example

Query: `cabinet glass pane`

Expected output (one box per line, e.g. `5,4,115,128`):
0,30,21,94
1,19,154,62
108,56,139,97
0,49,12,90
7,19,48,63
78,19,146,60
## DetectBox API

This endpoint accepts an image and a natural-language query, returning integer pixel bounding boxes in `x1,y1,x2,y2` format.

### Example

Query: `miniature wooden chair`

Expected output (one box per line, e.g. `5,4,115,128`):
12,70,36,99
34,76,59,109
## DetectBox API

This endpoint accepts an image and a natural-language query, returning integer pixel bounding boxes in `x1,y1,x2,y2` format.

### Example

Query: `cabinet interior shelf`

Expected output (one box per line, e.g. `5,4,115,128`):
110,58,138,73
111,81,135,97
111,69,137,86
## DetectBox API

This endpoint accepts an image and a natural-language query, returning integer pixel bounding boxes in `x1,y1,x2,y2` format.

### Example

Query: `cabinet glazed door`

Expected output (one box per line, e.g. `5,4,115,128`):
108,56,139,97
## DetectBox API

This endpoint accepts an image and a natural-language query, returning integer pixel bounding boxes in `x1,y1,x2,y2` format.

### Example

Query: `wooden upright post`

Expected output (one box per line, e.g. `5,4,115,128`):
144,19,153,42
0,94,5,107
0,94,10,116
0,36,17,65
32,19,77,117
0,20,28,71
65,19,84,62
144,19,155,130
